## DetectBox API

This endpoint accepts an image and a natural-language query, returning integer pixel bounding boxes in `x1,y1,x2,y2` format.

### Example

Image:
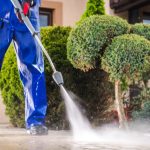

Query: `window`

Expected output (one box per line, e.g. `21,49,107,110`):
39,8,53,27
143,12,150,24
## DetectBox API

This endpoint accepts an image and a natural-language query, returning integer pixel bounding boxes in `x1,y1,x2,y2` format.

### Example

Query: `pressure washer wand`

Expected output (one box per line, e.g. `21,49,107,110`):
10,0,64,86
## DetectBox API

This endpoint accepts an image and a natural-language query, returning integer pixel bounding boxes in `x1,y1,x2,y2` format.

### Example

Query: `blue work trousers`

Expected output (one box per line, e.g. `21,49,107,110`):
0,0,47,128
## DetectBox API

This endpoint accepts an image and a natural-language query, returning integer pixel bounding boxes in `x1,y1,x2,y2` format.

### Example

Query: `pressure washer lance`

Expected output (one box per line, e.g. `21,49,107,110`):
10,0,64,86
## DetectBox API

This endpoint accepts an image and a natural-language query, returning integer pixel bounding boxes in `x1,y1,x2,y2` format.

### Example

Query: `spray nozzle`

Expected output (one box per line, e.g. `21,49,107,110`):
52,71,64,86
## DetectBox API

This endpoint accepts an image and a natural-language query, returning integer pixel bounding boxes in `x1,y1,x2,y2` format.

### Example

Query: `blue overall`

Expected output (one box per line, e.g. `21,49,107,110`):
0,0,47,128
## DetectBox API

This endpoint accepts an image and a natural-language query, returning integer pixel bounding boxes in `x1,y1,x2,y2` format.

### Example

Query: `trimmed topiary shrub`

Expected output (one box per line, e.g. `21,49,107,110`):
102,34,150,84
81,0,105,20
0,26,114,128
102,34,150,128
67,15,130,71
131,23,150,40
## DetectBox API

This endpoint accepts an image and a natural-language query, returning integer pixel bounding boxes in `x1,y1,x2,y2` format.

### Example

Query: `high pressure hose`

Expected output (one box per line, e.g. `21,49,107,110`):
10,0,64,86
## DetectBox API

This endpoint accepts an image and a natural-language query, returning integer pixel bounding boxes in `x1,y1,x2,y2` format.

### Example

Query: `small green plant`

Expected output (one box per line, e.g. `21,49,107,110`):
81,0,105,20
67,15,129,71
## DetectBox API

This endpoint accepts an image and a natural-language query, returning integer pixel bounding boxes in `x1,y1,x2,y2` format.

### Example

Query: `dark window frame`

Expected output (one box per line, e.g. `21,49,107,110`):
142,12,150,24
143,12,150,20
39,8,53,26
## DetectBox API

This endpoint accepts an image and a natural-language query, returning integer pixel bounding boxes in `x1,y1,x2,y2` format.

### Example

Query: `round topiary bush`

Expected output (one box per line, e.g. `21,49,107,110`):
102,34,150,84
131,23,150,40
67,15,130,71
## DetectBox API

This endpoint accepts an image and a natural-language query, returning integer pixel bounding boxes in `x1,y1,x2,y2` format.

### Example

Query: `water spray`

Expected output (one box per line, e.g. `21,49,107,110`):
10,0,64,86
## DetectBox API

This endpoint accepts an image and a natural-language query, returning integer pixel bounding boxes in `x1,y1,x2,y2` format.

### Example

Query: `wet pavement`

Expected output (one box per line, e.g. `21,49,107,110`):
0,125,71,150
0,124,150,150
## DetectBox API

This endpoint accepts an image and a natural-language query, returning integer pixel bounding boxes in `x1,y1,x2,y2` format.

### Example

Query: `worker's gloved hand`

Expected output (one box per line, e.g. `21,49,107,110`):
22,0,35,16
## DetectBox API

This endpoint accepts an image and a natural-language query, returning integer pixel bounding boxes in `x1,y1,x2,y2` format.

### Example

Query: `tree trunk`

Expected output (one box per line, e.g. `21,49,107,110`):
115,80,128,129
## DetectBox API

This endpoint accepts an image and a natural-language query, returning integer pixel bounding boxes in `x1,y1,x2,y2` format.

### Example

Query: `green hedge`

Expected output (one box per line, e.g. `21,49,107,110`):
0,26,114,128
102,34,150,84
40,26,73,129
131,23,150,40
67,15,130,71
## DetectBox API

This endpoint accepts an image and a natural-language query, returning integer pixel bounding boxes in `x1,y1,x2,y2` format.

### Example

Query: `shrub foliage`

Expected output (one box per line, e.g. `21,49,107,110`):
131,23,150,40
67,15,129,71
132,101,150,121
102,34,150,84
131,87,150,120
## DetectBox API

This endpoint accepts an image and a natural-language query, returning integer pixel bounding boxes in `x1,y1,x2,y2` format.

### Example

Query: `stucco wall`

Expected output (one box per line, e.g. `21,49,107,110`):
105,0,115,15
42,0,87,26
0,92,9,124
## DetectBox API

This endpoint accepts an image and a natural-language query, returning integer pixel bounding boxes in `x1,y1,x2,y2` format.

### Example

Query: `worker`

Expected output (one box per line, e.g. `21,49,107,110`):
0,0,48,135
